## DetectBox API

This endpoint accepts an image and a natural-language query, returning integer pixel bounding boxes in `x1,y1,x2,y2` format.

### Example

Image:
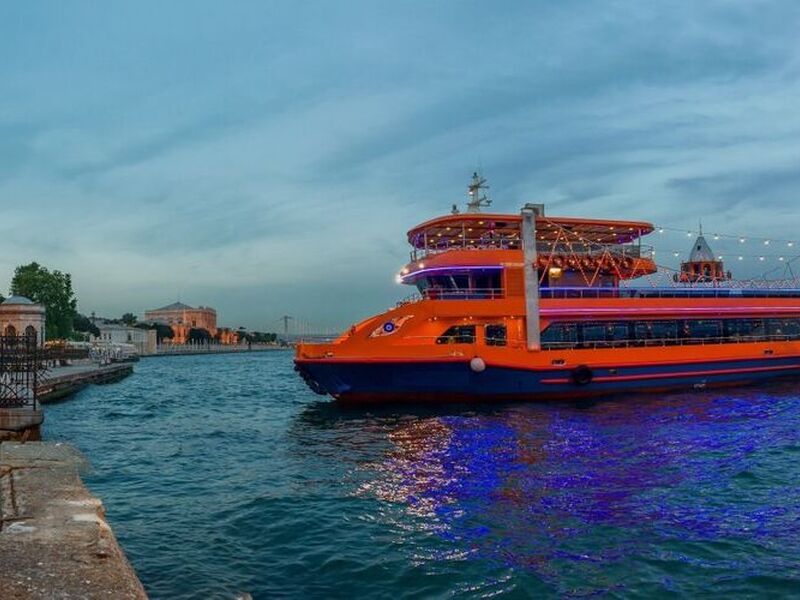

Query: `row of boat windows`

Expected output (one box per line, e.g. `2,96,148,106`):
541,318,800,348
434,318,800,348
436,325,507,346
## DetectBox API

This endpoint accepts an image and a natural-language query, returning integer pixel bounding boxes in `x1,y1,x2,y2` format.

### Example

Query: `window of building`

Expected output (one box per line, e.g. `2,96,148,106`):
436,325,476,344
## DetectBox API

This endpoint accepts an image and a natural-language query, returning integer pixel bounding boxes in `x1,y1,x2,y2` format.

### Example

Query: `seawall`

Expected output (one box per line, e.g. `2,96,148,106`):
0,442,147,599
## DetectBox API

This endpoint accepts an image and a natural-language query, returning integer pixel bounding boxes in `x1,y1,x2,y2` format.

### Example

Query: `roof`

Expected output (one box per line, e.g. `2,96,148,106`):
1,295,35,305
407,213,654,248
150,302,194,312
689,235,717,262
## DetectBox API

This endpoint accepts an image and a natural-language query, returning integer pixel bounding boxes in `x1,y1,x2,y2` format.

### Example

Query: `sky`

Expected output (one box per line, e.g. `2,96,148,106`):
1,1,799,331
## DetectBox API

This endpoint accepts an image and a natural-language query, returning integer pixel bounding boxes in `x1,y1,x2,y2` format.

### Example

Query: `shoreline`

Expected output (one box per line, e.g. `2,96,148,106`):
0,442,148,599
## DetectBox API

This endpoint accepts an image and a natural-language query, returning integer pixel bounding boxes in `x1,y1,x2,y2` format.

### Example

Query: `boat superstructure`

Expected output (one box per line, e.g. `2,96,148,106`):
295,176,800,403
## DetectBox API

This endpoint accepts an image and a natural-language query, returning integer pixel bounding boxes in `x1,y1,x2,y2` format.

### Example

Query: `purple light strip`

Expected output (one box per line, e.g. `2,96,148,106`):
400,265,503,281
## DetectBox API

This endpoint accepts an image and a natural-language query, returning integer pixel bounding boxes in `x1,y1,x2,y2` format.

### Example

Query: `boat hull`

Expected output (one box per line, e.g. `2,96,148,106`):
295,354,800,404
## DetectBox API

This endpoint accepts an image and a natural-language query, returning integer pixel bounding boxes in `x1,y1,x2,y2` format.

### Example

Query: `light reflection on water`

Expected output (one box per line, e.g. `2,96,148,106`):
45,354,800,598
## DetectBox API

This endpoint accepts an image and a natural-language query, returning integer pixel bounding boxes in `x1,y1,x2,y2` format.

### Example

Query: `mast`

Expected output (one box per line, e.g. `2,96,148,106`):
466,172,491,213
521,203,544,351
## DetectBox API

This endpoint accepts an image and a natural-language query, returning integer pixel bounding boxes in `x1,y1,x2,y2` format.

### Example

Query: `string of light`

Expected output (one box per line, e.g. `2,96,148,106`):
539,217,800,282
654,224,798,248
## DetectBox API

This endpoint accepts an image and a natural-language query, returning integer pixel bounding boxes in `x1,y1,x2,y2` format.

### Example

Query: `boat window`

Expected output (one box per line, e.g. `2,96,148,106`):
687,319,722,339
485,324,507,346
541,317,800,350
541,323,578,346
436,325,476,344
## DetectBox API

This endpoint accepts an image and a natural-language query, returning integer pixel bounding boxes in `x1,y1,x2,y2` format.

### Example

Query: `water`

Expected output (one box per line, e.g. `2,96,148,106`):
44,352,800,598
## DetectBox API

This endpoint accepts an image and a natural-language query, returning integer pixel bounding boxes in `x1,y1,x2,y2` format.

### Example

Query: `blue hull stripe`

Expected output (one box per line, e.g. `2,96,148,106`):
296,355,800,401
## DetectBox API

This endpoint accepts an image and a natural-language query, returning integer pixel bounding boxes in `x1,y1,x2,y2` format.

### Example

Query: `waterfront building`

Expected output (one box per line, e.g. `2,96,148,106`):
91,320,157,355
144,302,218,344
0,295,46,345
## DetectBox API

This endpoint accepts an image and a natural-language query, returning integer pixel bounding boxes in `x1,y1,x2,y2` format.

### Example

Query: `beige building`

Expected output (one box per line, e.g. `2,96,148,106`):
91,321,157,356
0,295,46,346
144,302,218,344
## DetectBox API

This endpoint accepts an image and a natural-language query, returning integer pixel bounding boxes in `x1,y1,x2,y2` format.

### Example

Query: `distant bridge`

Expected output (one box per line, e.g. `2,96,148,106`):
270,316,343,341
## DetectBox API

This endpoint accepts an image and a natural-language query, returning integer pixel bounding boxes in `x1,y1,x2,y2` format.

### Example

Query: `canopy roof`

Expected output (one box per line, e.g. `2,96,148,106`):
407,213,654,249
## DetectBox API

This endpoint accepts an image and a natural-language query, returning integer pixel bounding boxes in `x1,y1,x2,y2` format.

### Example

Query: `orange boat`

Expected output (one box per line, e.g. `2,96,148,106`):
295,175,800,403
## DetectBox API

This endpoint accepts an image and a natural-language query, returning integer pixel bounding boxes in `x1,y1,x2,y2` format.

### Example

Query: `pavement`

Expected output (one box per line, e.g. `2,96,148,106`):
0,442,147,599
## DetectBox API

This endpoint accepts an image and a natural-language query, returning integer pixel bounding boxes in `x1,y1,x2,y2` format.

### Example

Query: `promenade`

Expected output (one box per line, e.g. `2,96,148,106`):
0,442,147,599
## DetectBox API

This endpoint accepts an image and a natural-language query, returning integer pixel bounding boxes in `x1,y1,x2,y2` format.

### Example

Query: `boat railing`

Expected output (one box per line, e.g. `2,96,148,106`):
395,286,800,306
541,287,800,299
540,332,800,350
395,288,505,306
410,242,652,262
400,332,800,350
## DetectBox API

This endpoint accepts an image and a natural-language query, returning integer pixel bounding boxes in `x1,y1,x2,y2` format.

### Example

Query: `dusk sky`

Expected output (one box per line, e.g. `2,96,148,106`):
2,1,799,331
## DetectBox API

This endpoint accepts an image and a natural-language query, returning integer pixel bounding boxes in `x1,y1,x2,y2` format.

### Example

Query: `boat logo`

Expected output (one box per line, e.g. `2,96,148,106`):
369,315,414,338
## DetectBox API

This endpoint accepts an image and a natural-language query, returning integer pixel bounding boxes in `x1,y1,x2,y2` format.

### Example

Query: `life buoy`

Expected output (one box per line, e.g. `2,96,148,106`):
571,364,593,385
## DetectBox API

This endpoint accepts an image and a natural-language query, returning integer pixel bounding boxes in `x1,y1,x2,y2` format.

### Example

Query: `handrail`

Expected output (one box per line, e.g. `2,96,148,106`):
410,242,653,261
541,287,800,299
541,332,799,350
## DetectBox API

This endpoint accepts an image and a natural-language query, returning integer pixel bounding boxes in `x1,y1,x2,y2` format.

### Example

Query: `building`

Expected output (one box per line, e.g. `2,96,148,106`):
144,302,219,344
678,231,731,283
91,320,157,356
0,295,46,346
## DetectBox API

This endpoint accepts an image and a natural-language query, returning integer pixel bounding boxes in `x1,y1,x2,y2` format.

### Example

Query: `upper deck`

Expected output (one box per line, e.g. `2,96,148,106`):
403,211,657,284
407,213,654,259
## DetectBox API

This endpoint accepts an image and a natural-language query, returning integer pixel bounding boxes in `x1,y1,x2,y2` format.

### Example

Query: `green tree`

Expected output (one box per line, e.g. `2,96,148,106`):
188,328,211,344
73,313,101,337
135,322,174,343
11,262,78,340
121,312,138,326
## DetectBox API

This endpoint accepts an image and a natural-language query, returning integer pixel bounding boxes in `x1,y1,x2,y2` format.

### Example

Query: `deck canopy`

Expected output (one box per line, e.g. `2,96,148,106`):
407,213,655,249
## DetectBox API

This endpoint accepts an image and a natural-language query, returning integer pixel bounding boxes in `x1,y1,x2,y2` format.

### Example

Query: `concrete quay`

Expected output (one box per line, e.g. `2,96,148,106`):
0,442,147,599
1,363,134,442
39,362,134,404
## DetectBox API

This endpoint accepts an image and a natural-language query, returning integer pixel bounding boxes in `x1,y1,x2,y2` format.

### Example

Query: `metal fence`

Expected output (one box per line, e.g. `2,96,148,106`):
0,335,47,409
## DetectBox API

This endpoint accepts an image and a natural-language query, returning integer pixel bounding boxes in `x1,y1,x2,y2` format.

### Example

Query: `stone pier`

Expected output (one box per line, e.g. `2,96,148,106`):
0,442,147,599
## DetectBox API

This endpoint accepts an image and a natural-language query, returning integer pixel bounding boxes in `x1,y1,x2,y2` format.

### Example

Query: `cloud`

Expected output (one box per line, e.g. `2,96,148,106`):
1,0,799,328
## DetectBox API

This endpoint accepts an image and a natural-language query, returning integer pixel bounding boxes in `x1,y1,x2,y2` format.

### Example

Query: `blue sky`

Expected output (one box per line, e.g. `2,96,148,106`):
1,1,799,331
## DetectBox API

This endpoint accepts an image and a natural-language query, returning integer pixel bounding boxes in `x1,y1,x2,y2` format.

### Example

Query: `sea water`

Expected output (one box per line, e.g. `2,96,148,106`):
44,352,800,598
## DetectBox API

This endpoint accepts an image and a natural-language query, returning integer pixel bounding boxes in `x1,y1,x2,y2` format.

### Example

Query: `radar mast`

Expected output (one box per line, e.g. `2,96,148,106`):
465,172,492,213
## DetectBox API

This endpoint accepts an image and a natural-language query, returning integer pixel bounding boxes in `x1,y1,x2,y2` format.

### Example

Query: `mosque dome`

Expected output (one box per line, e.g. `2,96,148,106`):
1,295,35,305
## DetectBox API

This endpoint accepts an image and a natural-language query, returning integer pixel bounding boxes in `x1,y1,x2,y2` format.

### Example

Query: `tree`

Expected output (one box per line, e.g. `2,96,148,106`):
73,313,101,337
188,328,211,344
11,262,78,340
135,322,174,343
121,313,138,326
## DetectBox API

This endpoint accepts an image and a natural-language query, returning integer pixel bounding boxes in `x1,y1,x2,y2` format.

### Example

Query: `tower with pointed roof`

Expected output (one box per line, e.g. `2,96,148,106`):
679,227,731,283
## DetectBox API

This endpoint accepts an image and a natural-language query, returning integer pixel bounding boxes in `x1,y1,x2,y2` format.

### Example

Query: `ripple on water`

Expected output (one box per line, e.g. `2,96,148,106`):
43,354,800,598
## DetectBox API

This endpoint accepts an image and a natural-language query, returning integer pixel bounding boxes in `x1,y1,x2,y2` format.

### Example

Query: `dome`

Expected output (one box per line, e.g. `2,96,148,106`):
1,295,35,305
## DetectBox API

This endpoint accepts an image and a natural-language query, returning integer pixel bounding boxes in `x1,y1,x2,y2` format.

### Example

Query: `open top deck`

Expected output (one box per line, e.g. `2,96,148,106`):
407,213,655,249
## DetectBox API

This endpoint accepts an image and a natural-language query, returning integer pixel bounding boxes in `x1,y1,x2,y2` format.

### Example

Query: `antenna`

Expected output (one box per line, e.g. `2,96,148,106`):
465,171,492,213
